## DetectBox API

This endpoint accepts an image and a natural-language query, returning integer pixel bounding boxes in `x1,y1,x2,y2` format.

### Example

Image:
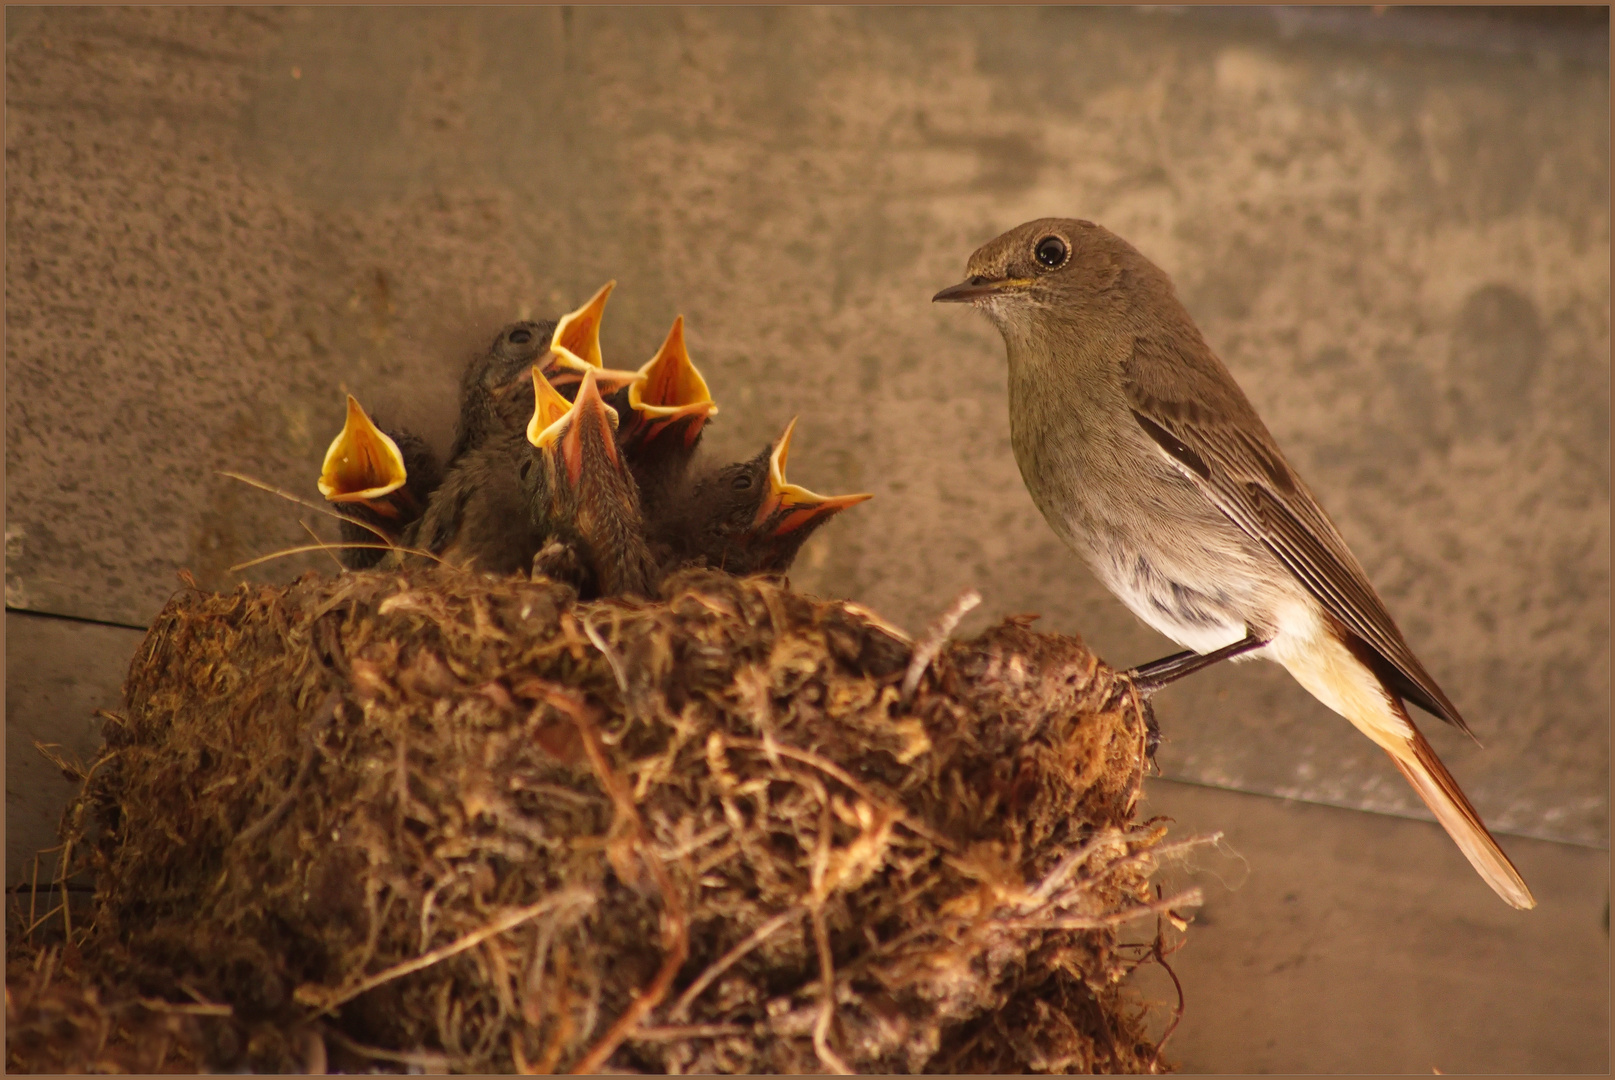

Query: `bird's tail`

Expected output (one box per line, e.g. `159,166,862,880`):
1382,724,1536,910
1274,625,1535,910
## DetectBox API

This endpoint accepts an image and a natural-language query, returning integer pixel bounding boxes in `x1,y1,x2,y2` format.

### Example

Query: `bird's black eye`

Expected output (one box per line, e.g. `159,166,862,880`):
509,328,533,345
1034,235,1068,269
731,474,753,491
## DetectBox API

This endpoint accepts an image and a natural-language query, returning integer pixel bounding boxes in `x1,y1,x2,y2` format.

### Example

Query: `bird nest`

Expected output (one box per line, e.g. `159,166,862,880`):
9,567,1204,1073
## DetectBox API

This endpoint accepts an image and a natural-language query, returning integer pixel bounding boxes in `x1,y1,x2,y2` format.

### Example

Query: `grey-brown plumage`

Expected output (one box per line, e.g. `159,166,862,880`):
410,432,546,576
647,450,769,574
403,322,557,575
524,368,659,599
934,217,1533,910
649,420,870,577
448,320,558,462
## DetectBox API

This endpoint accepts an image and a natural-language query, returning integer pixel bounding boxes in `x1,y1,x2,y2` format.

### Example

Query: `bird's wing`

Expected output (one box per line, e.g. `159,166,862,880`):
1121,330,1470,734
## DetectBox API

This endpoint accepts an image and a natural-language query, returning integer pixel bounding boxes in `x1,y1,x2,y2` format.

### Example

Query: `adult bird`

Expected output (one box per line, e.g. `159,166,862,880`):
934,217,1533,910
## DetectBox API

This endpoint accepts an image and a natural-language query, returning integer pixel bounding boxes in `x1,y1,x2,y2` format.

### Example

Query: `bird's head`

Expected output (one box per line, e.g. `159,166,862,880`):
318,394,409,513
625,315,719,450
527,366,624,491
484,321,555,383
542,281,616,382
745,417,872,544
933,218,1161,339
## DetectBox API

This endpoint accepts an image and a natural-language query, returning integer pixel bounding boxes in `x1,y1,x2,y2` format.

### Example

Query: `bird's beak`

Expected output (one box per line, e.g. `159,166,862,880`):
627,315,720,445
535,368,621,486
318,394,409,511
547,280,617,370
750,417,873,537
526,366,576,450
932,276,1034,303
542,350,644,394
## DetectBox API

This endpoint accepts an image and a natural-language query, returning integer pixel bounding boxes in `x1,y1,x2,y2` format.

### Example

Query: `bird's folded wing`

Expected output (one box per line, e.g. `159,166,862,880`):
1122,333,1469,734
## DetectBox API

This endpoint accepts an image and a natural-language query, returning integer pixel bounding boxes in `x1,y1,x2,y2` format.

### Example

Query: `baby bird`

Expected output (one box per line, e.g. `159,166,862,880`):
524,367,659,598
317,394,443,568
650,418,871,576
408,431,545,575
449,320,558,463
616,316,720,522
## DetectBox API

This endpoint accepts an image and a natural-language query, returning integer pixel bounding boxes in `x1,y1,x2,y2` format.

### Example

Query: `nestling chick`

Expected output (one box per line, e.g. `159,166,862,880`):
449,320,558,463
650,418,870,576
524,367,659,598
317,394,444,569
616,315,719,523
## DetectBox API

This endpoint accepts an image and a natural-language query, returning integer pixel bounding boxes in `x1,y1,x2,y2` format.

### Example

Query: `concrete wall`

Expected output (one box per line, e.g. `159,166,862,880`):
6,7,1607,1071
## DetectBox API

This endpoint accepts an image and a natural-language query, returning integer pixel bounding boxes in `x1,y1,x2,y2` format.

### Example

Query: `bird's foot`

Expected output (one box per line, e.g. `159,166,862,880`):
532,540,589,591
1127,633,1266,697
1142,696,1161,770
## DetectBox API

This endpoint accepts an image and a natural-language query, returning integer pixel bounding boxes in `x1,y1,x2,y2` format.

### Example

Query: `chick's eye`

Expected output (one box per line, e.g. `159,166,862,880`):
508,328,533,345
1034,235,1068,269
731,474,753,491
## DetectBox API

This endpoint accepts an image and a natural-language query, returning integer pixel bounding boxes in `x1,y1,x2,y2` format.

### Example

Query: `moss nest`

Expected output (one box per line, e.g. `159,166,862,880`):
11,567,1202,1073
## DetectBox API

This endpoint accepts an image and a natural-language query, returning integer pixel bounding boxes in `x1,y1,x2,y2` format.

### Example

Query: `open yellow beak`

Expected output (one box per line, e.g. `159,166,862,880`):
526,365,577,449
626,315,719,443
529,368,621,486
750,417,873,537
547,281,616,373
318,395,409,507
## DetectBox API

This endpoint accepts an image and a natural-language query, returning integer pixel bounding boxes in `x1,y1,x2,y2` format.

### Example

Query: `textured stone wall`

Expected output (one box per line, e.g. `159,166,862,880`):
7,7,1607,845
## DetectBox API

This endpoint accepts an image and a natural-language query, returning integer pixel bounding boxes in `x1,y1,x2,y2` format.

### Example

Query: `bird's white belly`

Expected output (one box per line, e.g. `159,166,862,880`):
1087,538,1255,655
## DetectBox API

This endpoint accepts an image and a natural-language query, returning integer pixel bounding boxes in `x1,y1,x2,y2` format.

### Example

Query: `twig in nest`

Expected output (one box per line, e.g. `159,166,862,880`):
217,470,444,569
581,610,628,696
534,682,691,1074
628,1024,750,1042
1145,889,1188,1074
321,1027,453,1071
233,691,339,847
32,741,87,783
805,792,854,1075
900,588,981,705
666,905,806,1021
1005,886,1203,931
723,736,958,854
1021,831,1117,910
300,519,346,572
218,470,387,540
135,997,233,1017
228,541,442,573
295,888,595,1013
810,906,851,1074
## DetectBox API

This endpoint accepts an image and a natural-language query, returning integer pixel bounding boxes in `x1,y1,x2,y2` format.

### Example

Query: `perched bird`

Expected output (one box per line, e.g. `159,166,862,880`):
934,217,1534,910
525,367,659,598
649,418,871,576
318,394,443,568
616,316,719,520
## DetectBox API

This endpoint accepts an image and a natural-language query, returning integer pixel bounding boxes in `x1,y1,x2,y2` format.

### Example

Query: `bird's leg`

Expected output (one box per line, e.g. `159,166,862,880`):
1127,633,1267,697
